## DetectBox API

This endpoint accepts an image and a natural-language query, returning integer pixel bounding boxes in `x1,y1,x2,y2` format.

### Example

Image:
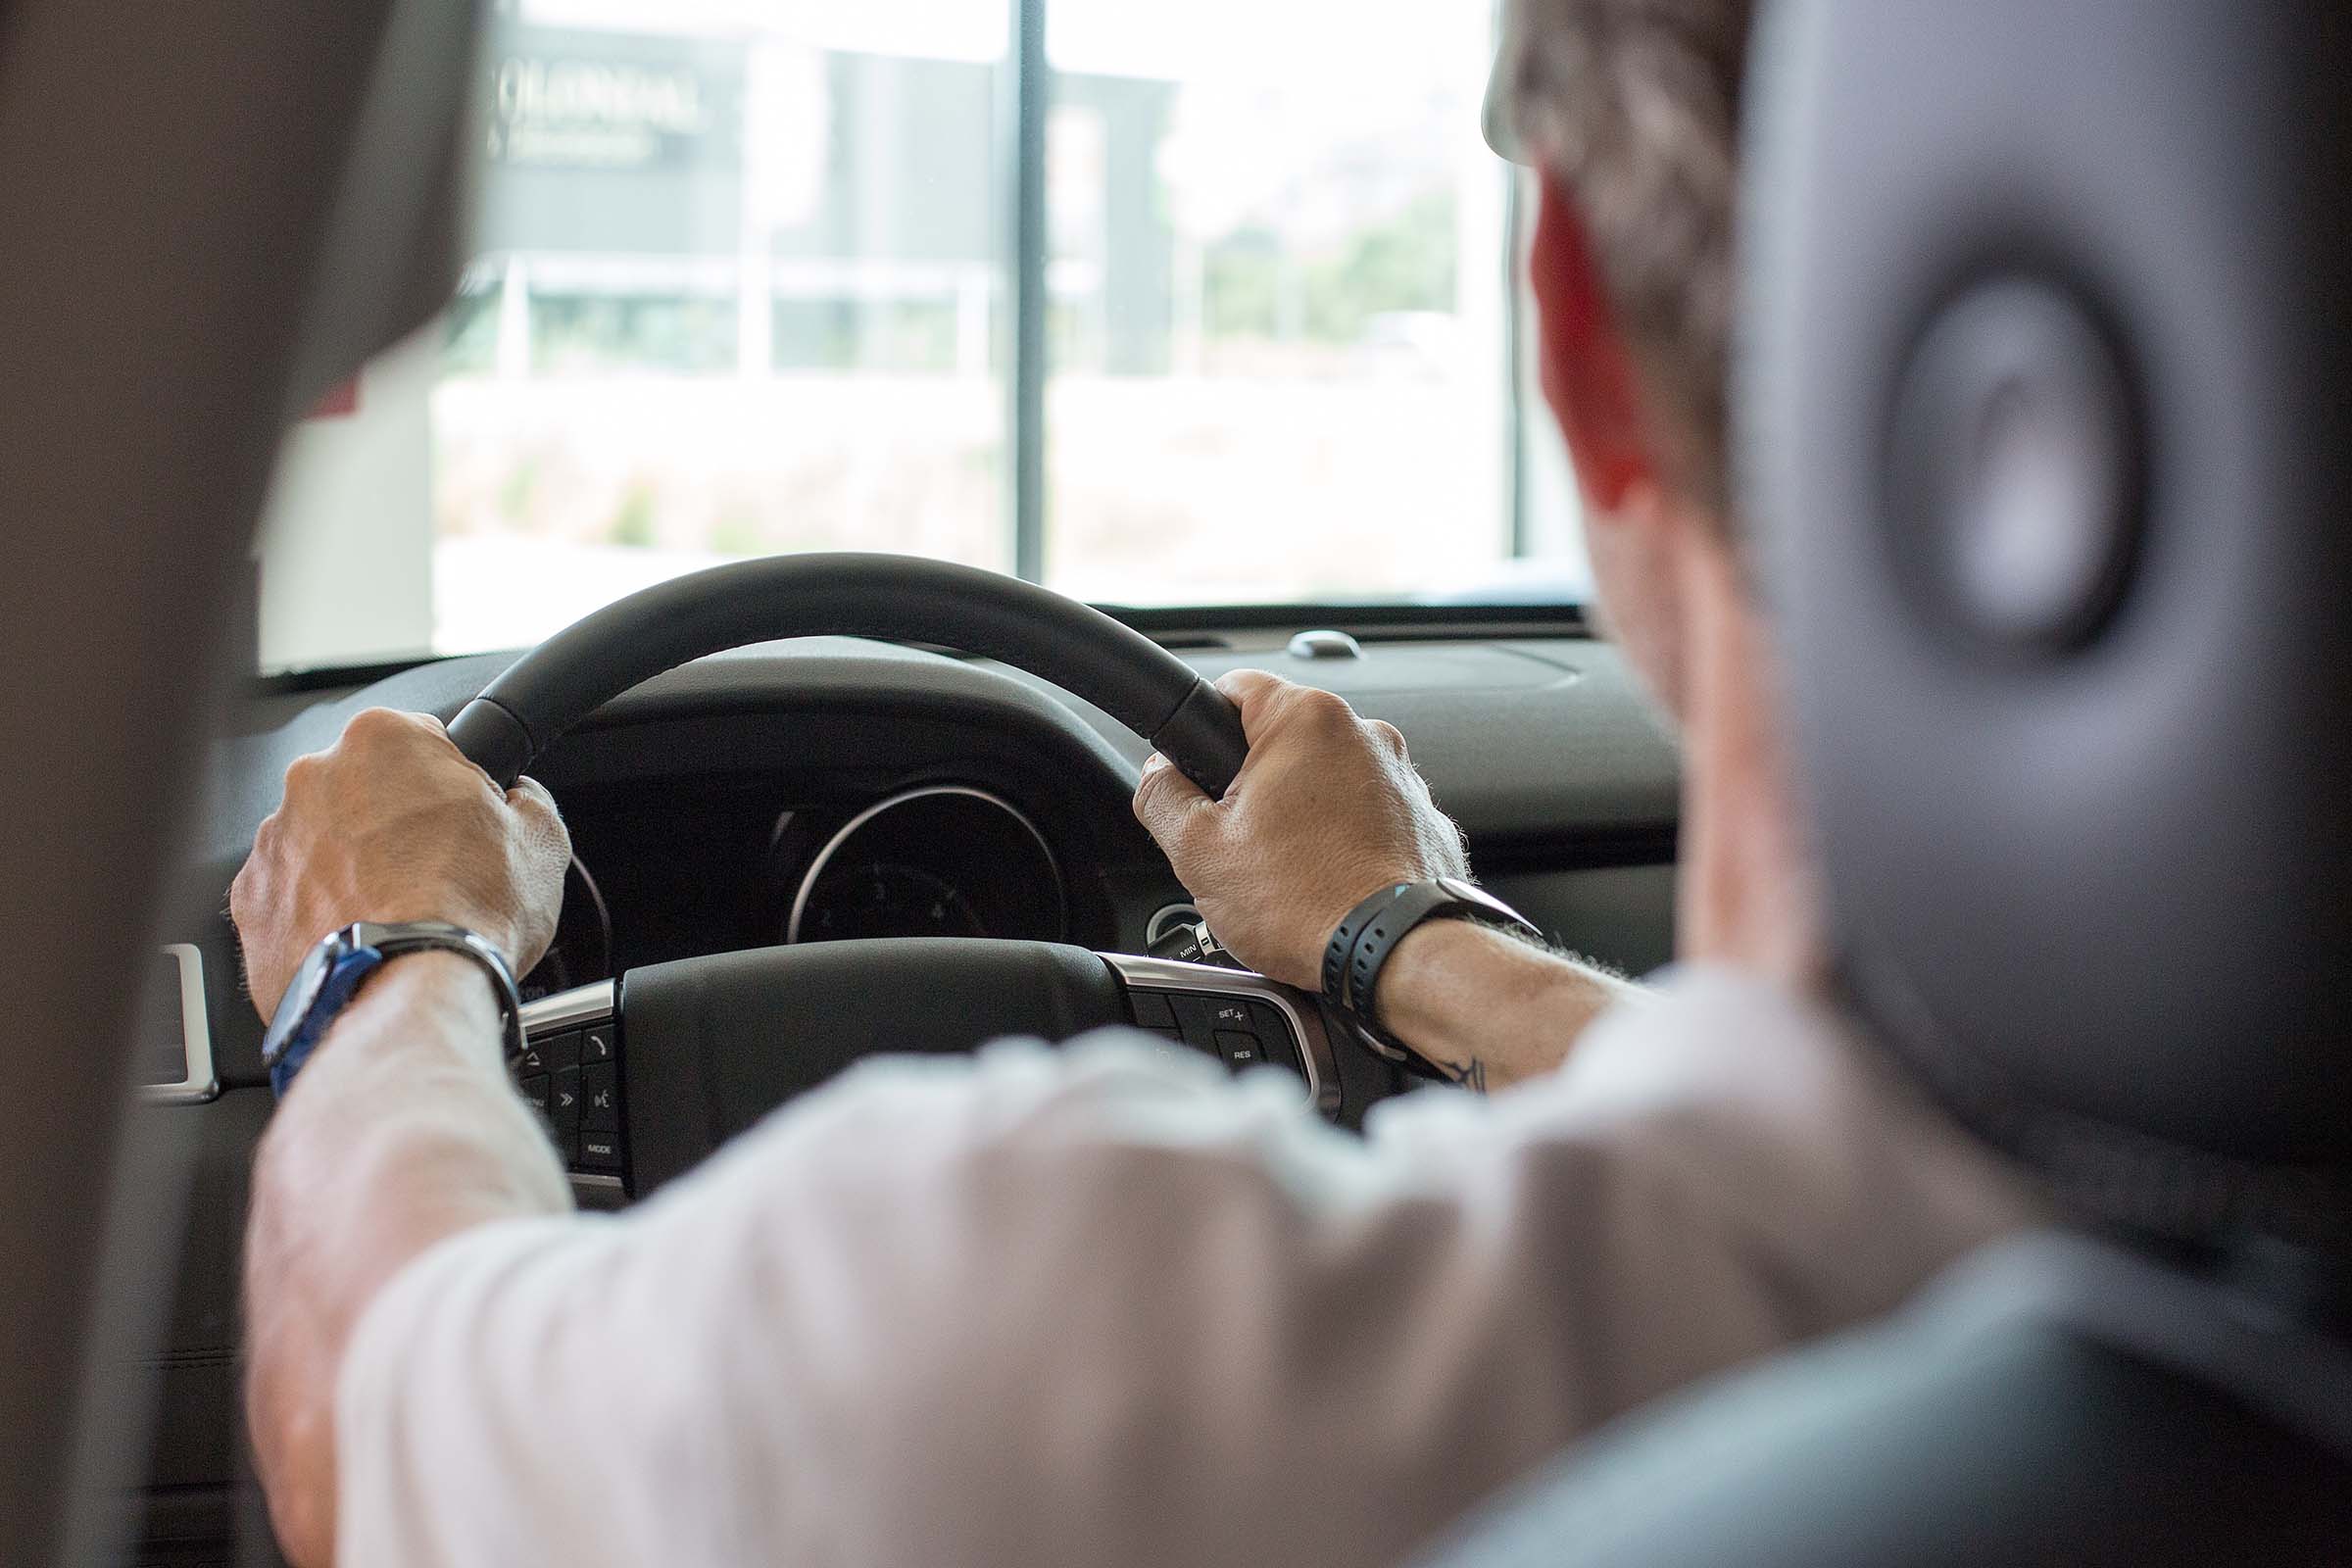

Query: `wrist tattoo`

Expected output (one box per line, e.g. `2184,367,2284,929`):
1436,1056,1489,1094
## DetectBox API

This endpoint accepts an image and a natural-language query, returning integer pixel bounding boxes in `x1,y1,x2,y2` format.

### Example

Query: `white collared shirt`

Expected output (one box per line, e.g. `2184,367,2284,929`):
334,965,2041,1566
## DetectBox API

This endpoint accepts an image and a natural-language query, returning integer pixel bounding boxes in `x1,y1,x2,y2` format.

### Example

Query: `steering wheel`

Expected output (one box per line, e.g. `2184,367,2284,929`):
450,552,1247,798
447,554,1340,1196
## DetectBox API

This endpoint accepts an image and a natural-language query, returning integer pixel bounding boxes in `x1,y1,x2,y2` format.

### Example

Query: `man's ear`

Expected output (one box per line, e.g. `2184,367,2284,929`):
1528,178,1653,513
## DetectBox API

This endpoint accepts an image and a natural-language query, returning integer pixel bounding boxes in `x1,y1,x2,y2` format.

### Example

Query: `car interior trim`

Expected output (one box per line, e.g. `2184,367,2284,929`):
1145,903,1204,947
517,952,1343,1149
518,979,619,1036
1103,952,1344,1117
569,1173,626,1208
139,944,219,1106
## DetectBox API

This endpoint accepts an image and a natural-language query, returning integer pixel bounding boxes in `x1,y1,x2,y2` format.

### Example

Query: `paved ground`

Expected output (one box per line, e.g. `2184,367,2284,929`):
427,369,1579,652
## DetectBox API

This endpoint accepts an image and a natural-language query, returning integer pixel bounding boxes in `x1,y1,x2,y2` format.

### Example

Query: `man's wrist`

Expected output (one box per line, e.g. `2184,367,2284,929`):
1322,878,1539,1047
1376,919,1534,1044
1373,920,1629,1091
354,947,499,1007
321,951,508,1073
264,921,529,1099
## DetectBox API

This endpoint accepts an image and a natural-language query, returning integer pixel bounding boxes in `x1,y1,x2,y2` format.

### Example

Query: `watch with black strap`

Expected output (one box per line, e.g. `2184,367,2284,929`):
1320,877,1543,1061
260,920,526,1098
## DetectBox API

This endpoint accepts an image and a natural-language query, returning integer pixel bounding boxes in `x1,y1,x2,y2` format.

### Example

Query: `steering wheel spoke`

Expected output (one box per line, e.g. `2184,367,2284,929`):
514,945,1338,1202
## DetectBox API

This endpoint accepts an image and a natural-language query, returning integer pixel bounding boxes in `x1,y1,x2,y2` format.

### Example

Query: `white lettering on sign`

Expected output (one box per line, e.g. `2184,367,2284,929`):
495,56,708,136
487,55,712,168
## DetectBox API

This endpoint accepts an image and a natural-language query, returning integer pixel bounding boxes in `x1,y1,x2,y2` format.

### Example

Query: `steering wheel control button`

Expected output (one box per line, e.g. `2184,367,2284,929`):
1150,919,1212,964
1128,990,1180,1031
583,1062,619,1133
552,1066,582,1133
1166,994,1215,1043
512,981,633,1180
1248,1003,1304,1073
1133,1032,1195,1068
1160,990,1307,1076
517,1030,575,1076
1099,955,1337,1114
526,1030,581,1075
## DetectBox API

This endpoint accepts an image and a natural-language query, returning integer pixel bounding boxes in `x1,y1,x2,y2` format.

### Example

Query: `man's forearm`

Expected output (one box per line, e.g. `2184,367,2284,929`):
243,953,571,1565
1374,920,1644,1091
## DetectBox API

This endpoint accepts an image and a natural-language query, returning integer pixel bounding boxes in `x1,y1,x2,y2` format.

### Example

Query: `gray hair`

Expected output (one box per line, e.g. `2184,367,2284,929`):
1492,0,1753,523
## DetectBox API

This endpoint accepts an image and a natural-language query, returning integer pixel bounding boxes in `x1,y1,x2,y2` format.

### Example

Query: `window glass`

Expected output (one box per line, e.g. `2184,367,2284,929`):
1041,0,1529,605
260,1,1010,670
254,0,1587,673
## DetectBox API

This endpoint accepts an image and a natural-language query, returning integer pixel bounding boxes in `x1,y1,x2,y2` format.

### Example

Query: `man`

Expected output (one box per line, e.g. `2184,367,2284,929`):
236,1,2042,1562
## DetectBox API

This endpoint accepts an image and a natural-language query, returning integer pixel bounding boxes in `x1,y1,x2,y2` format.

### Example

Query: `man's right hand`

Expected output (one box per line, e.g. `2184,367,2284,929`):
1133,671,1469,991
230,707,571,1019
233,709,575,1568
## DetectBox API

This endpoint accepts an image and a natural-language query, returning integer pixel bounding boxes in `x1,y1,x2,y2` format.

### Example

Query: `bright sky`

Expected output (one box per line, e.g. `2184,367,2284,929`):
518,0,1494,87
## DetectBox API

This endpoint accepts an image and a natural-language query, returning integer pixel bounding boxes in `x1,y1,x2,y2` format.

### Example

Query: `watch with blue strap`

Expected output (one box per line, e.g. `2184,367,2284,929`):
260,920,526,1098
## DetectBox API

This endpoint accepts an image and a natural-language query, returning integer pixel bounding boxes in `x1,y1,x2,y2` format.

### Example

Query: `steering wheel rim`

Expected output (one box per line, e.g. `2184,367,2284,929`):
447,553,1250,799
450,556,1357,1188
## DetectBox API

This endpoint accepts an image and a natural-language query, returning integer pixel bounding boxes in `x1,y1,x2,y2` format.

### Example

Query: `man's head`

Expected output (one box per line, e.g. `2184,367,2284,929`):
1492,0,1754,717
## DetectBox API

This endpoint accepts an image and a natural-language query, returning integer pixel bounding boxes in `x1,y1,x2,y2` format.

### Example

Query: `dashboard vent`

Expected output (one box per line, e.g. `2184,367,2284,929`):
138,944,218,1104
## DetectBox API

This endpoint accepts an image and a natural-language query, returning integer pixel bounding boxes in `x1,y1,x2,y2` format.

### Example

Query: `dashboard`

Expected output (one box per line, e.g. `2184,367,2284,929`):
205,625,1685,1060
530,777,1079,1003
204,625,1682,1077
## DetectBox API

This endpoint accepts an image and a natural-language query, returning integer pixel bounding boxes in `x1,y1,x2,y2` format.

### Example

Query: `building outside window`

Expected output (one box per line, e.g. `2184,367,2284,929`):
257,0,1588,673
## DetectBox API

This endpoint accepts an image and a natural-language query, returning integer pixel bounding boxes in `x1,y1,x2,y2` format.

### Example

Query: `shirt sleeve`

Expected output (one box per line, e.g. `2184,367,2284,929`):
333,973,2036,1568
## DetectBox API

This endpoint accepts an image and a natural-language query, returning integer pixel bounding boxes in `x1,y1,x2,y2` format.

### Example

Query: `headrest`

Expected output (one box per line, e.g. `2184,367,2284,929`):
1740,0,2352,1247
285,0,482,418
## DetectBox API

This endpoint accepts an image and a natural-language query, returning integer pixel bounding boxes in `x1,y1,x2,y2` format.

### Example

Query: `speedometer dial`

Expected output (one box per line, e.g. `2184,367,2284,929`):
784,785,1066,945
798,861,986,942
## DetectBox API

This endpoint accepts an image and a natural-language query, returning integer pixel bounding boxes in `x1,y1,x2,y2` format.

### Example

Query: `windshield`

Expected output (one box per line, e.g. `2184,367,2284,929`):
256,0,1590,674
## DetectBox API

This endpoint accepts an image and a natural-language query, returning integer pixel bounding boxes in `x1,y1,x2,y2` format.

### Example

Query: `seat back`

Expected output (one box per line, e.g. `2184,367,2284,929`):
0,1,482,1556
1746,0,2352,1235
1419,1234,2352,1567
1423,0,2352,1559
